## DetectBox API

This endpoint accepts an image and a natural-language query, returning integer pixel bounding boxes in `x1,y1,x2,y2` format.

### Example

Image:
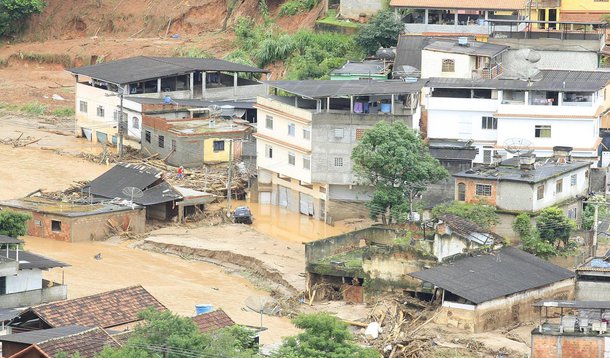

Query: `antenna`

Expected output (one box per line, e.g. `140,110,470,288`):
503,138,534,157
121,186,143,206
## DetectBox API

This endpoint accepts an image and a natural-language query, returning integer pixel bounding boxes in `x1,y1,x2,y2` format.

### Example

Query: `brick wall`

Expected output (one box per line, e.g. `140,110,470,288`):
456,178,497,206
532,334,605,358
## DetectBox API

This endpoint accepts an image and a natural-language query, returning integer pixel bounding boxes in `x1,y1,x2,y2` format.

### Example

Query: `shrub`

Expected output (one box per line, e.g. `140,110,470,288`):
356,10,403,54
52,107,75,117
21,102,47,115
279,0,319,16
432,201,499,230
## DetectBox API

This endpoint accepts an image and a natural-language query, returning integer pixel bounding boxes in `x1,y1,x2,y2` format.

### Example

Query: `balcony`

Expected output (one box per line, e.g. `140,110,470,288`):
0,280,67,309
473,64,503,80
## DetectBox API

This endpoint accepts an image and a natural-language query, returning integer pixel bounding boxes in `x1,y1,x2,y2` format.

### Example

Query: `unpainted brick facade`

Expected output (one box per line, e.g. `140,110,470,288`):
531,333,607,358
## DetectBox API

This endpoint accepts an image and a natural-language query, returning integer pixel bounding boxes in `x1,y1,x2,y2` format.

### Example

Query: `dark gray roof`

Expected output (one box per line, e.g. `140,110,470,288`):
126,97,255,109
409,247,575,304
429,148,477,161
0,199,141,218
0,235,23,245
0,325,90,344
424,40,508,57
8,250,69,270
0,308,21,322
264,79,425,98
428,70,610,92
68,56,268,85
395,35,466,72
331,60,387,75
533,300,610,310
453,160,590,184
440,214,501,245
89,163,182,206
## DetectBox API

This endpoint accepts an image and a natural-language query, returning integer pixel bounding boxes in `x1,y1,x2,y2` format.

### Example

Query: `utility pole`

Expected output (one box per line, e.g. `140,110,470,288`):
593,202,599,257
118,88,125,160
226,139,233,217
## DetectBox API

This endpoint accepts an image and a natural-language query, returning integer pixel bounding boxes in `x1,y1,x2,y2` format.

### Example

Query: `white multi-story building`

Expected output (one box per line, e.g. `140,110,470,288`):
254,80,424,222
425,70,610,164
67,56,268,144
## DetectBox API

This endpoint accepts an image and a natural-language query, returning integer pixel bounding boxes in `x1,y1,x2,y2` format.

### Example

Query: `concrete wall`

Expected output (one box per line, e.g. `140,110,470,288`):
531,333,608,358
339,0,383,19
0,283,67,309
69,209,146,242
362,247,436,292
576,281,610,301
327,199,369,222
6,269,42,294
421,51,474,79
502,49,599,72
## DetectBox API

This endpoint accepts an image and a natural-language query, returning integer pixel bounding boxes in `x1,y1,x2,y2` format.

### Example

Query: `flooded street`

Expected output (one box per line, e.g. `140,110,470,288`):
24,236,299,343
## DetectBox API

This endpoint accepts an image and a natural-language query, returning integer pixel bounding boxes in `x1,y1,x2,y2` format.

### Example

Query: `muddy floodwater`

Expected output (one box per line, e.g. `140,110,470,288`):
24,236,299,344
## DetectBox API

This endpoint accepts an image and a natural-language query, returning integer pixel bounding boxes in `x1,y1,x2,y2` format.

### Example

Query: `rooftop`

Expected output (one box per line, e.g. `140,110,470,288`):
427,70,610,92
410,247,575,304
330,60,389,76
126,97,256,109
533,300,610,310
0,197,139,218
68,56,268,85
264,79,426,99
191,309,236,333
389,0,525,10
22,285,167,328
7,250,69,270
453,158,590,184
0,325,90,344
439,214,501,245
34,327,120,358
166,118,251,135
424,40,508,57
0,235,23,245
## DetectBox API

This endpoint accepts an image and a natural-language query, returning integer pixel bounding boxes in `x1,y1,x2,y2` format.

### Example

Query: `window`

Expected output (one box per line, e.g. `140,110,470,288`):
113,111,127,123
288,152,295,166
537,185,545,200
171,139,176,151
457,183,466,201
145,130,151,143
79,101,88,113
571,174,577,186
303,156,311,170
334,157,344,167
132,117,139,129
51,220,62,232
265,115,273,129
481,116,497,130
442,59,455,73
158,135,165,148
96,106,104,117
556,179,563,194
34,220,42,227
535,125,551,138
475,184,492,197
568,207,577,219
265,144,273,158
356,128,366,140
303,128,311,140
334,128,344,138
288,123,295,137
213,140,225,152
483,149,493,164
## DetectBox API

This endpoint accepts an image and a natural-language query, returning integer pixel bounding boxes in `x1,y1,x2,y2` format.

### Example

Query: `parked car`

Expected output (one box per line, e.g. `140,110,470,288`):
233,206,253,224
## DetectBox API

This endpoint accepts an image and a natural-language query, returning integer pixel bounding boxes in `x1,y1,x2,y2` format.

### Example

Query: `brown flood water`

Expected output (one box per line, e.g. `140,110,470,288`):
24,236,299,344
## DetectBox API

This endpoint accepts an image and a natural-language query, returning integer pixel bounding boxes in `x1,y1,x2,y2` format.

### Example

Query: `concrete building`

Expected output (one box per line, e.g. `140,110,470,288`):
453,153,590,238
531,300,610,358
528,0,610,29
67,56,268,145
410,247,575,332
390,0,526,37
0,197,146,242
575,254,610,301
330,60,391,80
425,70,610,163
141,115,254,168
339,0,384,20
420,39,508,79
0,236,67,310
254,79,424,222
432,214,501,262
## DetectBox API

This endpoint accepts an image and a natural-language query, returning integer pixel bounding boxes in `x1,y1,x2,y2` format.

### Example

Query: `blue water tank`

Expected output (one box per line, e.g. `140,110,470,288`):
380,103,391,113
164,96,172,104
195,304,214,315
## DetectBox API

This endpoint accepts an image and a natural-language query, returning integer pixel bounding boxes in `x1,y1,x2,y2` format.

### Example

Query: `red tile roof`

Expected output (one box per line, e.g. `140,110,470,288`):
29,285,167,329
191,309,235,333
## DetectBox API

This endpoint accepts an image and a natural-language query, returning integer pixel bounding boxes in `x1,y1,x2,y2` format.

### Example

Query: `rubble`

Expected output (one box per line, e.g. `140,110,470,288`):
0,132,41,147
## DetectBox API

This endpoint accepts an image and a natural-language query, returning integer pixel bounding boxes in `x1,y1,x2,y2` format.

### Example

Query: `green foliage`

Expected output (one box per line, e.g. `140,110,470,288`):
352,121,448,224
17,52,72,67
0,210,30,238
355,10,403,54
274,313,379,358
20,102,47,115
316,9,361,29
258,0,269,19
513,213,557,258
431,201,499,230
279,0,319,16
582,195,608,230
173,46,213,58
513,212,533,238
537,206,575,248
0,0,46,37
52,107,74,117
98,308,258,358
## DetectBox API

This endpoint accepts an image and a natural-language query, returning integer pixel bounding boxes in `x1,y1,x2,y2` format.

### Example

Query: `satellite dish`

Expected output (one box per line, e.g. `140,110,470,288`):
244,296,279,328
121,186,143,204
506,49,542,82
503,138,534,156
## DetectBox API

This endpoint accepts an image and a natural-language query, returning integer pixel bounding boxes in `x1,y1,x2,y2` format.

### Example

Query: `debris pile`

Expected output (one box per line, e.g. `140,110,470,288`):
0,133,40,147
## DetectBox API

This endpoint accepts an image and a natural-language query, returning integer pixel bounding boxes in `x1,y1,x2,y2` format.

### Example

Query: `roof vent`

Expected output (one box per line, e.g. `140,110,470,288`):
209,119,216,129
458,37,469,46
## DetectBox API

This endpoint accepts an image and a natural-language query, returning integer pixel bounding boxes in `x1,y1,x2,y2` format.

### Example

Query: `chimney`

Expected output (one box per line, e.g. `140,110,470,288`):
491,153,502,167
519,154,536,170
553,146,572,163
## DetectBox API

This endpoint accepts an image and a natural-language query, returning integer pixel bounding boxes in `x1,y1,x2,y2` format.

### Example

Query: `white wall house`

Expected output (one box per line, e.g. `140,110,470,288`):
68,56,269,145
425,70,610,164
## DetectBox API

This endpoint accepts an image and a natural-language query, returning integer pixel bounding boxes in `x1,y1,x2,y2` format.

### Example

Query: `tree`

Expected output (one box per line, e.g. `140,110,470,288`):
582,195,608,231
0,0,46,37
0,210,30,238
274,313,378,358
355,10,403,55
98,308,258,358
431,201,499,230
513,212,557,259
536,207,575,248
352,121,448,224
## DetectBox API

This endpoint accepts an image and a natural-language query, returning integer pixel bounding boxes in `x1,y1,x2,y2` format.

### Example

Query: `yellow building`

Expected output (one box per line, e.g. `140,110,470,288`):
529,0,610,29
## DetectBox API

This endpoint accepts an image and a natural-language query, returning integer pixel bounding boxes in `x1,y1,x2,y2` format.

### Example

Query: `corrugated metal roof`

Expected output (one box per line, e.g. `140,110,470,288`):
68,56,268,85
264,79,425,98
409,247,575,304
8,250,69,270
331,60,387,75
453,160,590,184
389,0,526,10
0,235,23,245
424,40,508,57
0,325,90,344
533,300,610,309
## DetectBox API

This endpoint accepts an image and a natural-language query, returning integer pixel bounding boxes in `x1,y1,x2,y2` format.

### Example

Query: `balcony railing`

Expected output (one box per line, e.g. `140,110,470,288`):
473,64,503,80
